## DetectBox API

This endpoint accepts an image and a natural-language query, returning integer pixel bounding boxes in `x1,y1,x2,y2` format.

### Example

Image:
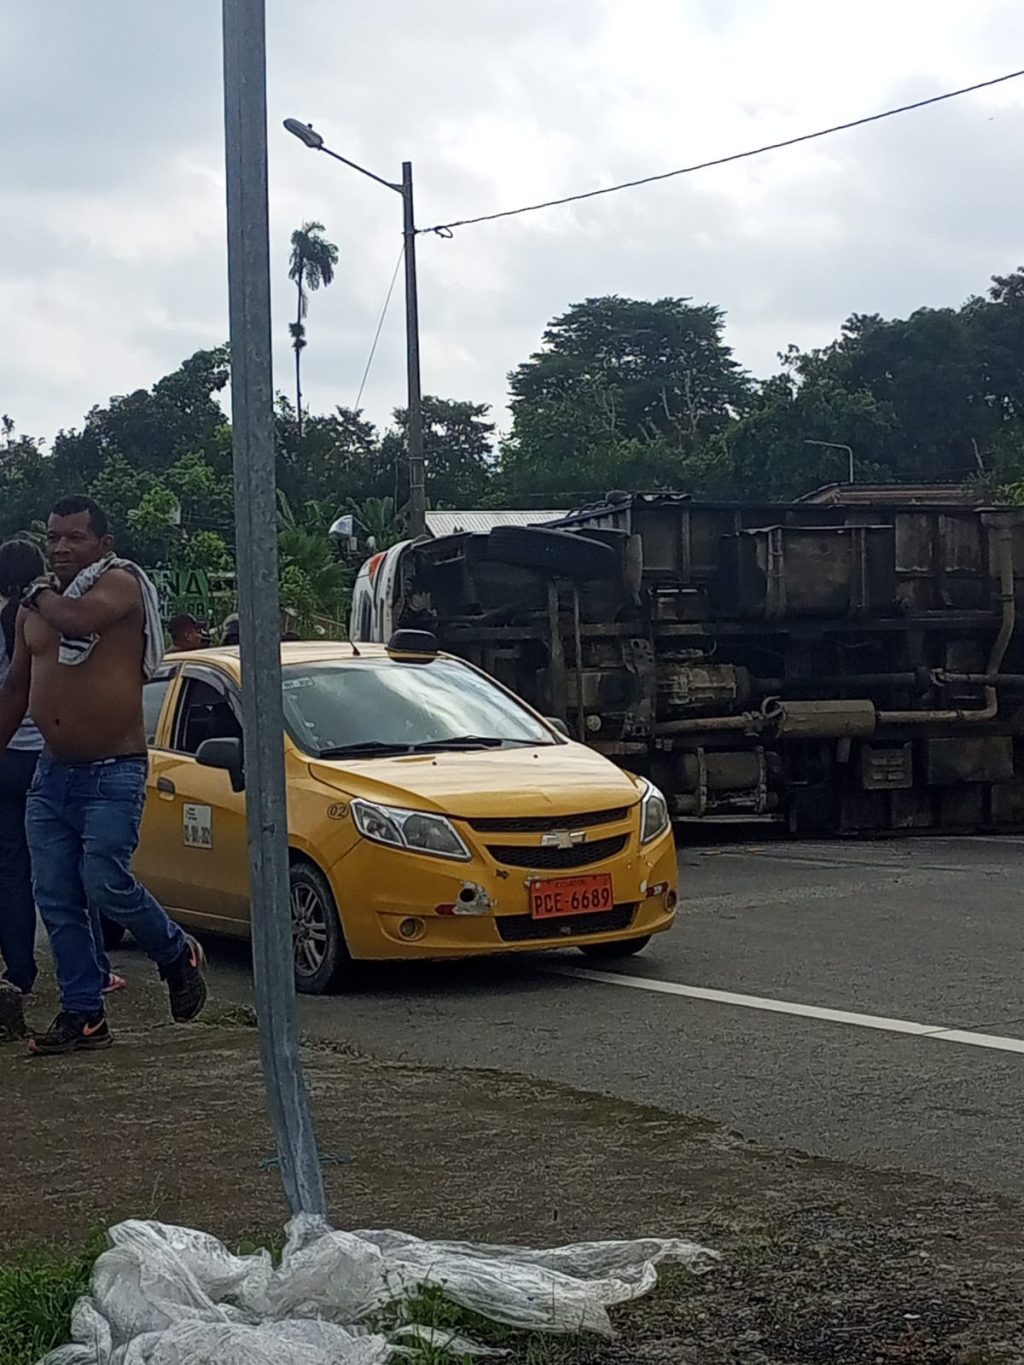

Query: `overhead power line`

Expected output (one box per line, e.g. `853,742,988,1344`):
421,67,1024,235
353,243,405,413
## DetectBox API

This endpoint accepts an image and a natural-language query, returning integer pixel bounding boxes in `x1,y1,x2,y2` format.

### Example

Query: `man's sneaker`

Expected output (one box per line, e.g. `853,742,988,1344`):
28,1011,112,1056
102,972,128,994
160,936,207,1022
0,983,26,1042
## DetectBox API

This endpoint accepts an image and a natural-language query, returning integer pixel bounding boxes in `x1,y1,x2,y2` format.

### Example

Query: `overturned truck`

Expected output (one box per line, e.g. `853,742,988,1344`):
351,488,1024,835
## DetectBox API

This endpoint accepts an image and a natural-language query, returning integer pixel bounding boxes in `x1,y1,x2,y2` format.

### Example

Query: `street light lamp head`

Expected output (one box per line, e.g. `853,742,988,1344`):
283,118,323,150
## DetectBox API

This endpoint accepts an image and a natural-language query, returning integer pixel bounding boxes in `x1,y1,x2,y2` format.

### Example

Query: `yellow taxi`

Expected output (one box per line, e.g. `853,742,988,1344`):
134,637,678,992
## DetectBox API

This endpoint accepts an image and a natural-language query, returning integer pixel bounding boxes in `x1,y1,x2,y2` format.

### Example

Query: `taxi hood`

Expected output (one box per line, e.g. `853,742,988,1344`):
306,742,643,819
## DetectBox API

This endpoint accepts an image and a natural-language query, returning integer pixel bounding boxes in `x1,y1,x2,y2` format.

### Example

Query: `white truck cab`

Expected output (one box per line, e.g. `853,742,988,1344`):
349,540,412,642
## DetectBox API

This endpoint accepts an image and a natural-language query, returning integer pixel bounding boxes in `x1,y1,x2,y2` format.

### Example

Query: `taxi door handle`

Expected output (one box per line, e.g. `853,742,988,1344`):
156,776,176,796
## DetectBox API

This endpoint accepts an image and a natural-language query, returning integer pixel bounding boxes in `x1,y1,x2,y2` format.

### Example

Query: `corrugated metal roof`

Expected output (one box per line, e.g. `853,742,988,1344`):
799,483,988,506
424,509,568,537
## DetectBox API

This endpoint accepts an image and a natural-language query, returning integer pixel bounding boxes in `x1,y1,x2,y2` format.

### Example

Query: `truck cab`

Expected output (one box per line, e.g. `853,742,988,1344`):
349,540,411,642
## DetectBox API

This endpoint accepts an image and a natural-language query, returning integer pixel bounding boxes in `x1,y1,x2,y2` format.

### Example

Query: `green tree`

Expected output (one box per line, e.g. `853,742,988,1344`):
0,420,57,539
724,372,899,500
48,346,231,494
277,491,351,631
85,448,235,566
503,296,750,500
381,396,495,507
287,221,338,436
791,308,994,481
274,399,386,511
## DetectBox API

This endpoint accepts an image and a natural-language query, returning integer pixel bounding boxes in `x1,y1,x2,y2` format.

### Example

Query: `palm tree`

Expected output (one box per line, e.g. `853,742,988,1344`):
288,221,338,436
345,495,406,550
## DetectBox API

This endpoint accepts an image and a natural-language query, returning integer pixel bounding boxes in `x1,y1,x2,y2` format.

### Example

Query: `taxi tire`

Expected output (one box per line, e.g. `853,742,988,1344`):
579,935,651,959
290,860,353,995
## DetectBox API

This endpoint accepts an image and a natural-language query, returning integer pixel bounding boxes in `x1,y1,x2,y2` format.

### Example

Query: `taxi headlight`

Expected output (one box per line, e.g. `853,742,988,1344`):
351,798,471,861
640,781,671,843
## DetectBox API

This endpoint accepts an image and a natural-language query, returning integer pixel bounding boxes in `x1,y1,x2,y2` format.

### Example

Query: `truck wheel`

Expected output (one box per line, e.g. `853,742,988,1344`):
100,916,127,950
483,526,616,580
290,860,354,994
579,935,651,959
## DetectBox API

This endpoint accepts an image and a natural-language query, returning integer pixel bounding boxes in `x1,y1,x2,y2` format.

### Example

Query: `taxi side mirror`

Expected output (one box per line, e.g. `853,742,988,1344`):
196,736,245,792
546,716,570,738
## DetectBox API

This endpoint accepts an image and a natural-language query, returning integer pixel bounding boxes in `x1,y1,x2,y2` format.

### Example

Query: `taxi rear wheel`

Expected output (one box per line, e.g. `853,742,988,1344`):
289,861,352,994
579,935,651,959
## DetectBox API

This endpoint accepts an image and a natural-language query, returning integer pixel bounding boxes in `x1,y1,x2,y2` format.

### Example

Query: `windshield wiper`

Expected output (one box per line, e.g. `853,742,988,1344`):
318,735,548,759
317,741,412,759
410,735,521,752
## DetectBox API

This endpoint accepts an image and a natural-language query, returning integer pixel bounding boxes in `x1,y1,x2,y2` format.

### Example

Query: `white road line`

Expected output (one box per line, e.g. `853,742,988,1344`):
542,966,1024,1056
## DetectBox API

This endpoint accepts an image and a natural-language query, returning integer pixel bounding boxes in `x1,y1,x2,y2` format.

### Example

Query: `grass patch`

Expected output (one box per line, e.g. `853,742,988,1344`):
377,1286,605,1363
0,1230,106,1365
197,1000,258,1029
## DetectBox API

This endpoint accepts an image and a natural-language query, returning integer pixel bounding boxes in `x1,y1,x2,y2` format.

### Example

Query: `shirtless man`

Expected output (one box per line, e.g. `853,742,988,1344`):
0,496,207,1055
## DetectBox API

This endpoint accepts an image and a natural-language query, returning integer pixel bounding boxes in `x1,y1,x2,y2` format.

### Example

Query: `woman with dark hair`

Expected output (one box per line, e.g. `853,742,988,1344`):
0,538,46,1009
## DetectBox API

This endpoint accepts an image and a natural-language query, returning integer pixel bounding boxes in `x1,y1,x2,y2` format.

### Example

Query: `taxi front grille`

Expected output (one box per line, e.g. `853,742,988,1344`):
486,834,628,870
469,807,630,834
497,903,637,942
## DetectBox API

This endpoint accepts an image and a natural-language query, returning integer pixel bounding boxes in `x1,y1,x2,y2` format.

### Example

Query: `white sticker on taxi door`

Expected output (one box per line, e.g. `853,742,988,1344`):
183,803,213,849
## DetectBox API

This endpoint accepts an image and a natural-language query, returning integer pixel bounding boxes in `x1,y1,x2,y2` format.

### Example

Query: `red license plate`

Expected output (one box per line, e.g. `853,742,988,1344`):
529,873,614,920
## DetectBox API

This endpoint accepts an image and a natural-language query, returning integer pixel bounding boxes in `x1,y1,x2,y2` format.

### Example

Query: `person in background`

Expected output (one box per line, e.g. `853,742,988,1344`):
168,612,206,652
220,612,240,646
0,539,46,1036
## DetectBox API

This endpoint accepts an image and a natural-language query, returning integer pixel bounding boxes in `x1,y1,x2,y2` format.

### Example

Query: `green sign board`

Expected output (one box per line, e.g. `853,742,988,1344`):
150,567,217,622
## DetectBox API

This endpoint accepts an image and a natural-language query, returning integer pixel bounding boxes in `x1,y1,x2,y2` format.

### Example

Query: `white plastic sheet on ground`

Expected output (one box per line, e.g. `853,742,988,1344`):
40,1215,718,1364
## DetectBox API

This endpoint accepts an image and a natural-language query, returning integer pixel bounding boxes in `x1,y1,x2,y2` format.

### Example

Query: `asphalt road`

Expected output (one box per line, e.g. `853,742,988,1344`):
196,836,1024,1197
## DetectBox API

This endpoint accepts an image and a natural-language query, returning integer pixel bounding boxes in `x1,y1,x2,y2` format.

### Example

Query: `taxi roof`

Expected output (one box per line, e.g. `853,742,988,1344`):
163,640,415,680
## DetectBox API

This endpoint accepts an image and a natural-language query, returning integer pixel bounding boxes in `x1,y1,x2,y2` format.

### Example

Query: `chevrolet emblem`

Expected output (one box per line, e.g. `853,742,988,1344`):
541,829,587,850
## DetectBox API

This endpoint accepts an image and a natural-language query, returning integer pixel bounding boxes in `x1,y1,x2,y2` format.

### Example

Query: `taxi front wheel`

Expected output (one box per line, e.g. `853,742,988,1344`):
290,861,353,994
579,935,651,959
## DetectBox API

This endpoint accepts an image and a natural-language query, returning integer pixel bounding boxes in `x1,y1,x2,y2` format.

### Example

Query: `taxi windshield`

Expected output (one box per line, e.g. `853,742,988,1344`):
281,658,557,758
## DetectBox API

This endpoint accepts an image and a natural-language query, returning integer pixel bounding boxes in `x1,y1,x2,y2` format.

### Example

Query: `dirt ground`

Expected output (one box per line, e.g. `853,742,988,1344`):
4,981,1024,1363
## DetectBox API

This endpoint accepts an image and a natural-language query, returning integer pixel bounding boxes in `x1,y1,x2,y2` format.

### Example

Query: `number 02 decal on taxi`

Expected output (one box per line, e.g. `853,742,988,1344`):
183,803,213,849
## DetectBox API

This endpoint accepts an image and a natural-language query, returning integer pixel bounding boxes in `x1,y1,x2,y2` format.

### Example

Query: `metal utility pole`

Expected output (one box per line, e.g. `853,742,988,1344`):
283,120,427,538
402,161,426,539
804,439,855,484
222,0,326,1218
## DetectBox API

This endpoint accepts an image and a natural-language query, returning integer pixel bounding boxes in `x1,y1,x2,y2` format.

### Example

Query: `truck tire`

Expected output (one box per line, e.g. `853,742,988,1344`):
483,525,616,580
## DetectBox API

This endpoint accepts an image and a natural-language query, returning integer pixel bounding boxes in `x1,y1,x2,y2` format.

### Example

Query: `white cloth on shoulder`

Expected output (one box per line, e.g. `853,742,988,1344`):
54,555,164,679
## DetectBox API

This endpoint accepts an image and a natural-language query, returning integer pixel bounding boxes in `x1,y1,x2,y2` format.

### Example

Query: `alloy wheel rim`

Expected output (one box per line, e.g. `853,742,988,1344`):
291,882,329,976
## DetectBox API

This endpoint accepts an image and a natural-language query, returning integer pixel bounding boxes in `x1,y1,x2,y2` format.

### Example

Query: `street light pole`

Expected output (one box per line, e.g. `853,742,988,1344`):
223,0,326,1218
804,439,855,484
402,162,426,539
283,120,426,539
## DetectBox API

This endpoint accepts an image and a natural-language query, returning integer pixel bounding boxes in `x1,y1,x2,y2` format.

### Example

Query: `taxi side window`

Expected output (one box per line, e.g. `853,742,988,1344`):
143,673,175,746
174,677,243,756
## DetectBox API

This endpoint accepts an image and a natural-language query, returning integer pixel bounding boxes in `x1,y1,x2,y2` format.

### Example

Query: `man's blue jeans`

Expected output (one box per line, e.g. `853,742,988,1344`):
26,755,186,1017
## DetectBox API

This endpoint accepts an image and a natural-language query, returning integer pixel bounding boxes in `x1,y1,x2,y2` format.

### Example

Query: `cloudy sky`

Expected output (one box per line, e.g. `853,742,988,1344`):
3,1,1023,447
